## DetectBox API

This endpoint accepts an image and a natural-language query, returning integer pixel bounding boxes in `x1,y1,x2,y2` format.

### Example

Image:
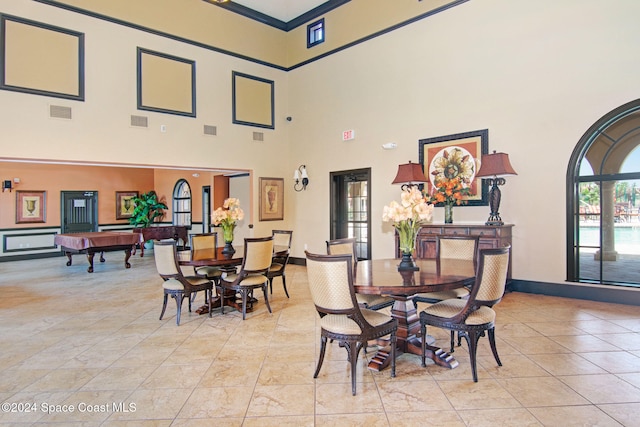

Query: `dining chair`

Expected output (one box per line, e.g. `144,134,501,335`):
413,235,479,304
305,251,398,395
218,236,274,320
326,237,394,311
419,245,510,382
153,239,213,325
267,230,293,297
190,232,223,285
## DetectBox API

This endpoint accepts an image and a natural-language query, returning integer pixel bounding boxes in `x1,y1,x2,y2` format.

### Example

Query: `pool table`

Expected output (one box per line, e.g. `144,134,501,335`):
54,231,143,273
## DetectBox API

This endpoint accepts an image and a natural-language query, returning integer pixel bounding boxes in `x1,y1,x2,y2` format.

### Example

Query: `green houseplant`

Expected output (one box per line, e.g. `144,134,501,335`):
128,191,168,228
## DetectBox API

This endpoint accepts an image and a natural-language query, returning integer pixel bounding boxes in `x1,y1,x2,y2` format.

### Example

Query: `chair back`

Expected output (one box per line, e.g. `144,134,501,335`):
154,239,181,277
437,235,479,261
191,233,217,251
472,246,511,305
241,236,274,273
272,230,293,249
306,251,359,314
326,237,357,268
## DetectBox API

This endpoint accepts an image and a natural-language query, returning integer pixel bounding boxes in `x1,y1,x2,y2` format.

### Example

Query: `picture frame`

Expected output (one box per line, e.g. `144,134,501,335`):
116,191,138,220
232,71,275,129
137,47,196,117
259,177,284,221
16,191,46,223
419,129,489,206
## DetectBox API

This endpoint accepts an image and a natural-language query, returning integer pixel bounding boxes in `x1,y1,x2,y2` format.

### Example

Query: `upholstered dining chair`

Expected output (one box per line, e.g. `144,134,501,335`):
326,237,394,311
413,235,479,305
190,233,223,285
154,239,213,325
419,245,510,382
267,230,293,298
218,236,274,320
305,251,398,395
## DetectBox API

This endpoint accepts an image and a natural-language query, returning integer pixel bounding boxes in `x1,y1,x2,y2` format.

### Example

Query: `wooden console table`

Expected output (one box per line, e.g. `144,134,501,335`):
133,226,189,256
396,223,514,281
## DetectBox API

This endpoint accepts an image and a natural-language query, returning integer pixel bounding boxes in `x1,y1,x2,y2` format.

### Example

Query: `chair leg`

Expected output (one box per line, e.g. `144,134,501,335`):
420,323,427,367
347,340,361,396
207,288,212,318
467,330,481,382
219,286,225,315
450,330,455,353
241,288,248,320
269,277,273,294
160,292,169,320
488,327,502,367
187,292,192,313
175,292,183,326
281,274,290,298
314,336,328,378
390,331,397,378
262,284,272,314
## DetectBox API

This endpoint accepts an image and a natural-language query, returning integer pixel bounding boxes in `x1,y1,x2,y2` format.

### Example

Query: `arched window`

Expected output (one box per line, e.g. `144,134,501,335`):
567,99,640,287
172,179,192,228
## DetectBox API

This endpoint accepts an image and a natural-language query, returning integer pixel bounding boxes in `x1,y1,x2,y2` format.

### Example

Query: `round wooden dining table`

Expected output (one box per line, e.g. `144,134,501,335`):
353,258,475,371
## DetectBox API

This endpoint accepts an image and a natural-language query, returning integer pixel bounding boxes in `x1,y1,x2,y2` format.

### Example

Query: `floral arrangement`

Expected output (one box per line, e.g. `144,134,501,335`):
428,176,472,206
382,187,434,254
212,198,244,243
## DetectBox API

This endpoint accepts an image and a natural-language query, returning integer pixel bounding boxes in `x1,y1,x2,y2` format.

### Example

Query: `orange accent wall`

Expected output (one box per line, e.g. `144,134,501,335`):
0,162,221,229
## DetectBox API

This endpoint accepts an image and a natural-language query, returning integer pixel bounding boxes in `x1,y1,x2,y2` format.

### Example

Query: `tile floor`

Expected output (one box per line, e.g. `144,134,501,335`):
1,252,639,426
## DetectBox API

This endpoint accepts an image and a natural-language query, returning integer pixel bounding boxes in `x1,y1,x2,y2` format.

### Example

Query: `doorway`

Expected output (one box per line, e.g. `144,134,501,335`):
60,191,99,234
330,168,371,260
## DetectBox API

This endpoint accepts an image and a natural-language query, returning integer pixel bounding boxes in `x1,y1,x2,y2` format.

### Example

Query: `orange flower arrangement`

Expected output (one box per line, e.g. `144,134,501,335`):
428,176,472,206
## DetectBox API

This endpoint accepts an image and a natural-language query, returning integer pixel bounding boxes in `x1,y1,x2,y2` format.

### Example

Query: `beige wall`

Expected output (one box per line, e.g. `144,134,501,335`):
2,0,640,290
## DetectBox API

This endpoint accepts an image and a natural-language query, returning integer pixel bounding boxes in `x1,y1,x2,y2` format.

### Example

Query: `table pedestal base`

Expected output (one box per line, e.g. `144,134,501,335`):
367,295,458,371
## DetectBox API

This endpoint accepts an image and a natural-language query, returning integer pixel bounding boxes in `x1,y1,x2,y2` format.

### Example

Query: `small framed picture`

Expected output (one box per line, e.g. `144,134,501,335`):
116,191,138,220
16,191,46,223
259,177,284,221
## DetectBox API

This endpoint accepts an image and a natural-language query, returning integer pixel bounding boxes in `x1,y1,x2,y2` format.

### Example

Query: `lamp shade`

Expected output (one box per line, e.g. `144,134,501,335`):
392,161,428,184
476,151,517,177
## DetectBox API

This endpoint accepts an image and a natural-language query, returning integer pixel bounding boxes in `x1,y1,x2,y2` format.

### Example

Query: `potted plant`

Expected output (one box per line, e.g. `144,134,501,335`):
129,191,168,249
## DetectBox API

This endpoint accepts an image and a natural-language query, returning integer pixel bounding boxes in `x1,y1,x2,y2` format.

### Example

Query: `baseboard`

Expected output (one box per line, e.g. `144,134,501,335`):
509,279,640,306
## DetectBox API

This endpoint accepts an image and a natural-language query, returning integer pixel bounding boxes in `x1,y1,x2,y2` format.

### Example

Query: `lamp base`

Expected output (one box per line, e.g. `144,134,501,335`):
485,219,504,226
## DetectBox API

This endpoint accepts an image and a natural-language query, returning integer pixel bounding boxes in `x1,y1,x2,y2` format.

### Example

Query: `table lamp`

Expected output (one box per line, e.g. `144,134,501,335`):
475,151,517,225
392,161,428,190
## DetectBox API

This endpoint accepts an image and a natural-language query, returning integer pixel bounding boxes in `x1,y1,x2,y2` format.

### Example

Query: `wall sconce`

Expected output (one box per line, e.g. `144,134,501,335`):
476,150,517,225
294,165,309,191
391,160,428,191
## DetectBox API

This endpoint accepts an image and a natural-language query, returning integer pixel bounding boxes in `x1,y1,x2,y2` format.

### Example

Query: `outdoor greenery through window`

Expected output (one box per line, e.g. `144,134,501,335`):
569,101,640,287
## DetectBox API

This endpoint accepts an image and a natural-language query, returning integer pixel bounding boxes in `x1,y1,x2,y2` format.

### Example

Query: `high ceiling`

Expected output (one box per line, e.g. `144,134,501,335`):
232,0,329,22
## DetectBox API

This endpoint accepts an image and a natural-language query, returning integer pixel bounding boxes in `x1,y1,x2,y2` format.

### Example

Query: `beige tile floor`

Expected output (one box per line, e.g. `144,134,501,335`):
1,253,639,426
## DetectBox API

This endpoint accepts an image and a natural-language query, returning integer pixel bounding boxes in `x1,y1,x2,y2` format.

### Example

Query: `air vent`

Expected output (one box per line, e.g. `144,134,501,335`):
49,105,72,119
130,115,149,128
204,125,217,136
253,132,264,142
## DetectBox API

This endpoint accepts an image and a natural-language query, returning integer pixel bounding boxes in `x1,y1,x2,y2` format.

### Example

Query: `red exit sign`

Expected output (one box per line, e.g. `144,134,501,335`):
342,129,355,141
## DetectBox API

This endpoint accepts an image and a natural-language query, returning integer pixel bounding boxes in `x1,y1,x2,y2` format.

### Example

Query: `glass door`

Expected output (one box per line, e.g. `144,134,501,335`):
330,168,371,260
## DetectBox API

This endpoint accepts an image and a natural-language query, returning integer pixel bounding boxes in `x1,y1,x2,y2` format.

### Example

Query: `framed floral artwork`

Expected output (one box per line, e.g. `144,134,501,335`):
16,191,46,223
116,191,138,220
259,177,284,221
418,129,489,206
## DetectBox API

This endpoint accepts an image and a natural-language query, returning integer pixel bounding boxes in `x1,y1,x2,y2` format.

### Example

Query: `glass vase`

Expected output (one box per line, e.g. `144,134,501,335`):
221,223,236,255
444,204,453,224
